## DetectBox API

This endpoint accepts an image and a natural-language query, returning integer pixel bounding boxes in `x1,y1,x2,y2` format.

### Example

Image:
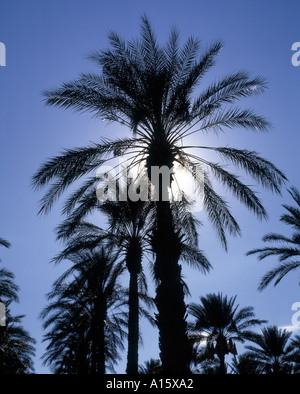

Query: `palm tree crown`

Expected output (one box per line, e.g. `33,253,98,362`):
0,239,36,374
33,15,286,246
188,293,266,373
41,244,127,374
243,326,298,374
247,186,300,290
0,313,36,374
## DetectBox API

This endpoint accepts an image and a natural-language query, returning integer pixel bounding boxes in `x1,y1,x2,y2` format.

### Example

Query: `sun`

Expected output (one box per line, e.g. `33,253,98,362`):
170,162,204,213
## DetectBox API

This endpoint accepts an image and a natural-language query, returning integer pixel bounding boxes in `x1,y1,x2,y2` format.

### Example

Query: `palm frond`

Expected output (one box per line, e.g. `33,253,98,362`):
0,238,11,248
205,160,267,220
258,260,300,290
206,147,287,193
179,243,212,273
203,175,241,250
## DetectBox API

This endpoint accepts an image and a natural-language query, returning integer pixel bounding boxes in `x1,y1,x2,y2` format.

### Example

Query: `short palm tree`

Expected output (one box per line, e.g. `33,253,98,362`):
0,239,35,374
0,238,19,304
32,16,286,372
188,293,266,374
0,313,36,374
243,326,299,374
230,354,262,374
41,246,127,374
0,266,19,305
247,186,300,290
288,335,300,373
139,358,162,374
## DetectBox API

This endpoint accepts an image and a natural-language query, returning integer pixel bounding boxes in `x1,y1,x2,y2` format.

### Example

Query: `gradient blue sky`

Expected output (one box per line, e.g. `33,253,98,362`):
0,0,300,373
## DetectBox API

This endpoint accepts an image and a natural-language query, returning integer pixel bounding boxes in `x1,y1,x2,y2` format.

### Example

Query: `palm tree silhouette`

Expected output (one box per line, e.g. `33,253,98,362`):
32,16,286,372
139,358,162,374
55,197,155,375
55,181,210,373
288,335,300,373
0,239,36,374
99,198,155,375
41,245,127,374
0,238,19,310
0,314,36,374
0,267,19,305
188,293,266,374
230,354,262,374
243,326,299,374
247,186,300,290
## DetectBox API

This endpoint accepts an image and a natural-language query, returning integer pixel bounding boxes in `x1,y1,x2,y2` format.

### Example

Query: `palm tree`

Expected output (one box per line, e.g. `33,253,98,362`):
139,358,162,374
55,183,156,374
101,199,153,374
0,313,36,374
0,266,19,306
41,245,127,374
0,239,19,333
55,213,155,374
230,354,263,374
0,238,18,304
32,16,286,372
247,187,300,290
288,335,300,373
0,239,36,374
243,326,299,374
188,293,266,374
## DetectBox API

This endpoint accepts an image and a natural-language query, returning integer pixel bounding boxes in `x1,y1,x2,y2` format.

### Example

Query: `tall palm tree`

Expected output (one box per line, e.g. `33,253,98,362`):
55,179,156,374
32,16,286,372
188,293,266,374
243,326,299,374
55,212,155,375
247,186,300,290
100,198,154,375
41,245,127,374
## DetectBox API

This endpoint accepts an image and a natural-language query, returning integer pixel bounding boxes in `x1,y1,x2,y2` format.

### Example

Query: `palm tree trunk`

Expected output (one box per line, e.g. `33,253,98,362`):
219,353,226,374
77,336,89,374
216,335,227,374
94,297,106,374
153,179,191,374
126,238,143,374
126,270,139,374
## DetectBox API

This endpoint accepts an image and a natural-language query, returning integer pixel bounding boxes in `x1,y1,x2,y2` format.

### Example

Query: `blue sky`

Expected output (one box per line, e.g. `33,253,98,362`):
0,0,300,373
